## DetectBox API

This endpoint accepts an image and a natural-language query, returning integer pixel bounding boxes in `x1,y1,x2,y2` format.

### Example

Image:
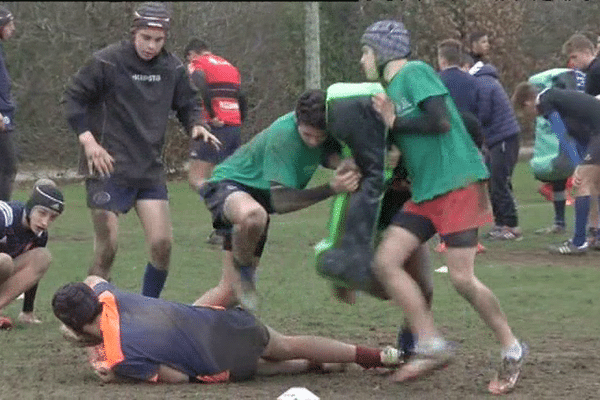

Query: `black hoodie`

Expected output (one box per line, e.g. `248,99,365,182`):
64,40,202,187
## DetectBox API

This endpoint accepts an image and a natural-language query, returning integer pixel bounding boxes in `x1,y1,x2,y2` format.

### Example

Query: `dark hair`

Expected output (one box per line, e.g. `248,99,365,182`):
512,82,538,111
438,38,463,66
469,31,487,46
52,282,103,333
295,89,326,130
184,38,210,59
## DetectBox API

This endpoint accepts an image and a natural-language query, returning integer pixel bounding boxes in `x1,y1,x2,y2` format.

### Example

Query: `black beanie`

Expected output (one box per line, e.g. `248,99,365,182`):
52,282,103,333
26,184,65,216
132,2,171,32
0,6,13,29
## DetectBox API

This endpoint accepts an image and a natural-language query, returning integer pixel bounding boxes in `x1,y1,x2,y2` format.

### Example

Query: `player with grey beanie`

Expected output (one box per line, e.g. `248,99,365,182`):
360,20,411,75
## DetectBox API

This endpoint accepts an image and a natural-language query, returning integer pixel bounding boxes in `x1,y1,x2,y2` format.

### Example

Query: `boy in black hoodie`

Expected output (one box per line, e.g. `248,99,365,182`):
64,2,220,298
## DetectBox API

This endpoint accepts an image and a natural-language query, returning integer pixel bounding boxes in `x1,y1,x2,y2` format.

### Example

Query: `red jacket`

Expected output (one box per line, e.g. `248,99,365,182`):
190,53,242,126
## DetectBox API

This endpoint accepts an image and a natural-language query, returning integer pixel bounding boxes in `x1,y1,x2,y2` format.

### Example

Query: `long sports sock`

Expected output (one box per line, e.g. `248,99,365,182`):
141,262,168,298
572,196,590,247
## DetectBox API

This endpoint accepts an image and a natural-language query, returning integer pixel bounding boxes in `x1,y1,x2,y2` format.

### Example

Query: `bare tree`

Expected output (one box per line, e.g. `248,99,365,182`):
304,2,321,89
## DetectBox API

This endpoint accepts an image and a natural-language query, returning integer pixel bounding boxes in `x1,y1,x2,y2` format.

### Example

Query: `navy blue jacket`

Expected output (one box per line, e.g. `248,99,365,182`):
583,56,600,96
0,201,47,257
470,63,520,148
439,66,479,117
0,43,15,130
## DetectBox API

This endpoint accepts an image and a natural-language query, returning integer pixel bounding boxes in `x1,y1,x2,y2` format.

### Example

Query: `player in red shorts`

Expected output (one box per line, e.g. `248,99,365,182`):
359,20,527,394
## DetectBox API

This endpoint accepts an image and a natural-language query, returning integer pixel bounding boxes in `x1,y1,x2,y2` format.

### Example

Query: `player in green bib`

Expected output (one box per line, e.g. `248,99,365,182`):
384,61,489,203
196,89,361,312
360,20,526,394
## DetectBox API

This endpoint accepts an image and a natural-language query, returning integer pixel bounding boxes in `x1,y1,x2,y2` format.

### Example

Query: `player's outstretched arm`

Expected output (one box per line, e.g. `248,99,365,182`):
270,162,361,214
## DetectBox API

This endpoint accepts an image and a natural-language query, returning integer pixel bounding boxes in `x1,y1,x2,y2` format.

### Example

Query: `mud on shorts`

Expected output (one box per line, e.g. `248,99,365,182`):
189,125,242,164
86,176,168,214
209,307,270,382
198,179,271,255
391,181,493,247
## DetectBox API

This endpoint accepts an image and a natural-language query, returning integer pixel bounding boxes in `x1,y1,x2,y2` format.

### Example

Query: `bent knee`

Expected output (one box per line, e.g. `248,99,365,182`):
0,252,13,266
237,207,268,233
0,253,14,278
32,248,52,272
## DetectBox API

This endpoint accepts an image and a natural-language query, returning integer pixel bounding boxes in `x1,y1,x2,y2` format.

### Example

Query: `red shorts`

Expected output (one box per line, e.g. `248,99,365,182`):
402,181,493,236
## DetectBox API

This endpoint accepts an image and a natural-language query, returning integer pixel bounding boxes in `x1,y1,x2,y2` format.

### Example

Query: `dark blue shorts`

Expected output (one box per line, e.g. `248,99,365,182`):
86,176,168,214
189,125,242,164
199,180,271,255
581,135,600,165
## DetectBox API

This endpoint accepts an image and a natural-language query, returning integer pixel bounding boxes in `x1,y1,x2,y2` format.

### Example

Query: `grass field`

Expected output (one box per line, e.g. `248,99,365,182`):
1,161,599,399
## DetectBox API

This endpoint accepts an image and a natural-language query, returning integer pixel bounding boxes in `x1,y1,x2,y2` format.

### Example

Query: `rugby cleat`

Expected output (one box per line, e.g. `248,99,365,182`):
488,341,529,395
391,338,454,382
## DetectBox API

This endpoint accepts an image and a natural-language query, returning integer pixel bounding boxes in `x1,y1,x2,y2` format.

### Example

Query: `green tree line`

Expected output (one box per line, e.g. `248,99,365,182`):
4,1,600,171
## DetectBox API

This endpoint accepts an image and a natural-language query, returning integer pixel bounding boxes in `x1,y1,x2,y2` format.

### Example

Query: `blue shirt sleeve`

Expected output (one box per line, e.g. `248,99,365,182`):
547,111,582,165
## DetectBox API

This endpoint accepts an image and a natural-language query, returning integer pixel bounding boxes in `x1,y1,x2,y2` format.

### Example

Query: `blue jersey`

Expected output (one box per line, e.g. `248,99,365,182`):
91,282,269,383
0,201,47,257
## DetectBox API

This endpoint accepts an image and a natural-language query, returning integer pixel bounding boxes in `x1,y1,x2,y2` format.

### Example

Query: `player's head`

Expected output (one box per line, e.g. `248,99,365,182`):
469,31,489,58
562,34,595,70
0,6,14,41
131,2,171,61
25,180,64,234
360,20,410,80
295,89,327,148
184,38,210,63
437,38,463,69
52,282,103,333
511,82,539,118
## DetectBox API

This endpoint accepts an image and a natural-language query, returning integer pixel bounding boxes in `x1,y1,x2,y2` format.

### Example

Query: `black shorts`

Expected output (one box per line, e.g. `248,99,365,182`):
199,180,272,255
189,125,241,164
581,135,600,165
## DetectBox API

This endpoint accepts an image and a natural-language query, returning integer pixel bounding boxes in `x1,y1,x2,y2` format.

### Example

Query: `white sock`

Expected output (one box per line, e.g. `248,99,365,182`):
501,340,522,360
415,337,446,355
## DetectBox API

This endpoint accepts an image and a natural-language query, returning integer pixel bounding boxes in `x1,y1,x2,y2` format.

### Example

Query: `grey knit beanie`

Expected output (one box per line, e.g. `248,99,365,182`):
361,20,411,69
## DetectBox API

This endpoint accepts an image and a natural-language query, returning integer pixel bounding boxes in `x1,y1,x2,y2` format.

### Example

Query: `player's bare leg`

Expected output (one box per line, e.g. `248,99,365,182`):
88,209,119,279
